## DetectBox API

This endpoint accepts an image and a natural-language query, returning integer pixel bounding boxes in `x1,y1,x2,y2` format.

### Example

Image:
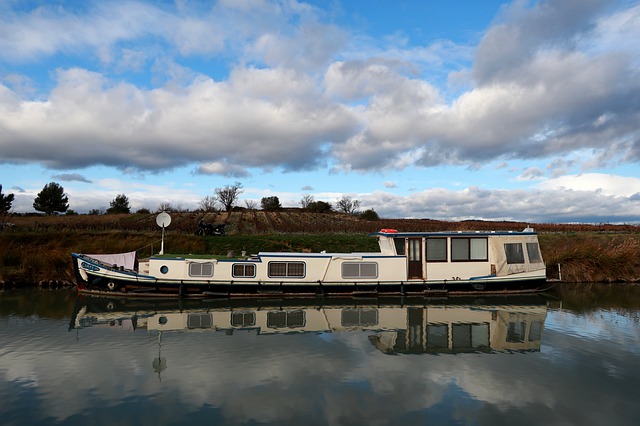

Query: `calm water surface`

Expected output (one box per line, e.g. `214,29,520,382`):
1,284,639,426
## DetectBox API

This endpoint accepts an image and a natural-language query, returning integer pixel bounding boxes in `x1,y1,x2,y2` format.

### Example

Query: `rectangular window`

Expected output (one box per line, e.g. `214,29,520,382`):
187,313,213,329
232,263,256,278
341,309,378,327
529,320,543,342
526,243,542,263
231,311,256,327
505,243,525,264
189,262,214,277
426,238,447,261
394,238,405,255
342,262,378,279
408,239,421,261
267,310,305,328
452,324,472,349
427,324,449,350
470,239,487,260
507,321,526,343
451,323,489,350
268,261,305,278
471,324,490,348
451,238,488,261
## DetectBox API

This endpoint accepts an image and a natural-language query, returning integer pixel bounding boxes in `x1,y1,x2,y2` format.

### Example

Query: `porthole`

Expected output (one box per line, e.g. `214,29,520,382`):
160,265,169,274
158,316,168,325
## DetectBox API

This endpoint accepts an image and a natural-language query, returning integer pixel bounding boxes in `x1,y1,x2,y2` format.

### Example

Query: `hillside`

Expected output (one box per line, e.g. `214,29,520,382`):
5,209,640,235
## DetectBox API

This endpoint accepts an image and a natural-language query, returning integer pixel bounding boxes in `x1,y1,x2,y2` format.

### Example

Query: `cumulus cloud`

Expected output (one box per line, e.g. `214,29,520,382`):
537,173,640,197
0,67,357,172
196,161,250,177
517,167,545,181
331,0,640,172
358,177,640,223
2,0,639,176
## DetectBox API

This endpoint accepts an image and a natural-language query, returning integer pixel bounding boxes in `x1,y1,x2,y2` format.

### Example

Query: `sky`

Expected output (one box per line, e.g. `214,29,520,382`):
1,0,639,223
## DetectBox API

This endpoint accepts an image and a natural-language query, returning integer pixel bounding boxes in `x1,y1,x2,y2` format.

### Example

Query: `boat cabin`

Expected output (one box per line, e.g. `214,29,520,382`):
370,228,545,282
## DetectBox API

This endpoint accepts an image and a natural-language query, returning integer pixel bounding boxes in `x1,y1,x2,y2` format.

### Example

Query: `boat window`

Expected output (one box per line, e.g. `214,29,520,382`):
341,309,378,327
393,238,405,255
342,262,378,279
426,238,447,261
427,324,449,350
451,238,488,261
507,321,527,342
504,243,525,264
529,320,543,342
232,263,256,278
470,239,487,260
189,262,214,277
268,261,305,278
231,311,256,327
526,242,542,263
187,313,213,329
408,239,421,261
452,323,490,350
267,310,305,328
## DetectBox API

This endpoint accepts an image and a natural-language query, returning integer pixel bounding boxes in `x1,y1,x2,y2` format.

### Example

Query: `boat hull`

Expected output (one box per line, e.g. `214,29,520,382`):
73,254,549,298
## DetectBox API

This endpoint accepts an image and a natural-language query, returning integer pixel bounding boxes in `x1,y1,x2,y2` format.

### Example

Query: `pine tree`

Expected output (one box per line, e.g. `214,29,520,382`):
33,182,69,215
0,184,15,214
107,194,131,214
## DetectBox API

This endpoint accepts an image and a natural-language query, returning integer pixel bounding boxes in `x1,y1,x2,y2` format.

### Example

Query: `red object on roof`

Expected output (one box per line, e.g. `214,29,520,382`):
380,229,398,233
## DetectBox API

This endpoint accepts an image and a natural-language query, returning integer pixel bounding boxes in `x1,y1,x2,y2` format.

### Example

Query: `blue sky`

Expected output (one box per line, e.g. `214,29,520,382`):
1,0,639,223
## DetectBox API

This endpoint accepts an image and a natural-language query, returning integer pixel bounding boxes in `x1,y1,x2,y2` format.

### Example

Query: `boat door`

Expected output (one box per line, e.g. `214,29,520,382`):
407,238,423,279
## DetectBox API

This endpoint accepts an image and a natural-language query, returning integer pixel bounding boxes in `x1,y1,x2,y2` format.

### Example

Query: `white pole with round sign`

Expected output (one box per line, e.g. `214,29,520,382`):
156,212,172,255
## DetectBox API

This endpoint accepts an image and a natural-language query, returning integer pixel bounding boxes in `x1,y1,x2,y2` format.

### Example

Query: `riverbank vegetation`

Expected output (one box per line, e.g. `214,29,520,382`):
1,211,639,287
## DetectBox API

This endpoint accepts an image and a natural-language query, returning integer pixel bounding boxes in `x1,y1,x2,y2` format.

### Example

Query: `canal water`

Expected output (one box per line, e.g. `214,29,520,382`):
1,284,639,426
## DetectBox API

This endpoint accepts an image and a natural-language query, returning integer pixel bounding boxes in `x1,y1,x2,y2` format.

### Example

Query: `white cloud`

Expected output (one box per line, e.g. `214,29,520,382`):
197,161,250,177
537,173,640,197
0,67,357,171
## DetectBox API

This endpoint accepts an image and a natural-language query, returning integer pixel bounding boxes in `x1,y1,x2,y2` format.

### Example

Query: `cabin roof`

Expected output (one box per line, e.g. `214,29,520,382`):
368,229,538,238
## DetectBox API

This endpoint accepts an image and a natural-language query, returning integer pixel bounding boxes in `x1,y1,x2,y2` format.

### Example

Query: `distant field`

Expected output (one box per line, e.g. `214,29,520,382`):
4,210,640,235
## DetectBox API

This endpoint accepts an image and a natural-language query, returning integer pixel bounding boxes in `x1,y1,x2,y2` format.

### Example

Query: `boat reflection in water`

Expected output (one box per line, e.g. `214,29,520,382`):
70,295,548,356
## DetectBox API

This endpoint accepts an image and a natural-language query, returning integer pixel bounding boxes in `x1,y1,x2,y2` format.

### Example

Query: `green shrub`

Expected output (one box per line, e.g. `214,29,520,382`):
359,209,379,221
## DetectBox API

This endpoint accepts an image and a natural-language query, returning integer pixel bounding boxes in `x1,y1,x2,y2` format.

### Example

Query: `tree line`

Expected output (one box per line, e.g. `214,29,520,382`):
0,181,379,220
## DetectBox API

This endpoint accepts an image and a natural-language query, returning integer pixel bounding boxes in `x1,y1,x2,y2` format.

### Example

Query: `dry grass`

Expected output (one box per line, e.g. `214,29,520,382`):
540,233,640,282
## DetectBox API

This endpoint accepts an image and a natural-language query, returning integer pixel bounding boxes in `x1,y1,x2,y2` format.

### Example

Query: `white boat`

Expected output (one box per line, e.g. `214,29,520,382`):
71,227,549,297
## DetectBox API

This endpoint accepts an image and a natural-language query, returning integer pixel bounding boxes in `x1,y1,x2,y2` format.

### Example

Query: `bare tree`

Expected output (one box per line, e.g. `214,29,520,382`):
215,182,243,211
244,199,258,210
336,195,360,215
173,203,187,212
199,195,218,212
299,194,314,209
157,202,173,212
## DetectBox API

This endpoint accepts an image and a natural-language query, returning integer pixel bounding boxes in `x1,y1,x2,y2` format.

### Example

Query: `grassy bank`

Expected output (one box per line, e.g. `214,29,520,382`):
1,212,639,286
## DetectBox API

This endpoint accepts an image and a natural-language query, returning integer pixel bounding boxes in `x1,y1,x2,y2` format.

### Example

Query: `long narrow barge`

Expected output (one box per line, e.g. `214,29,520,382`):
72,228,549,297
